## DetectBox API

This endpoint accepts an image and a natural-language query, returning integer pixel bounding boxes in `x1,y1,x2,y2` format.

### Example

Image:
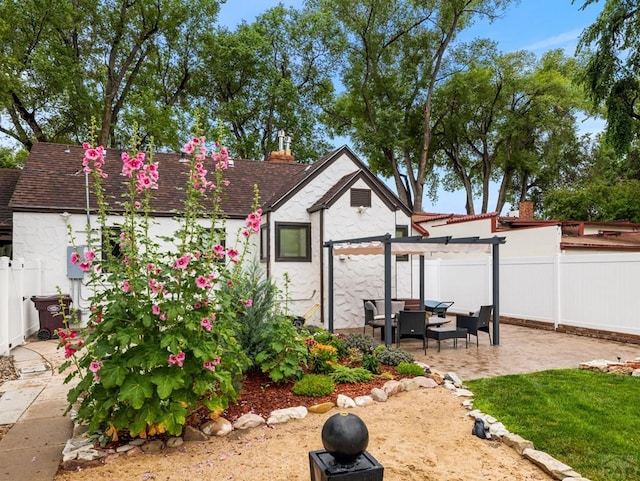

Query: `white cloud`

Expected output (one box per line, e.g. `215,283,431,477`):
519,28,584,53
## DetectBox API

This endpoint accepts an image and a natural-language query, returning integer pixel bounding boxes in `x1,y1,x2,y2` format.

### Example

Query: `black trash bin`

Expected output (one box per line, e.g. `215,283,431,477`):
30,295,72,340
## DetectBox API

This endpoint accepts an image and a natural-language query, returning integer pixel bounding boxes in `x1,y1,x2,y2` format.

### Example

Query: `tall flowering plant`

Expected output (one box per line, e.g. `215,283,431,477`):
59,134,261,439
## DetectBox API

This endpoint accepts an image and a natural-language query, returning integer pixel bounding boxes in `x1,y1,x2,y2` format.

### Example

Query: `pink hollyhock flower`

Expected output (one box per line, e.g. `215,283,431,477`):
134,201,142,209
79,261,91,271
70,252,80,264
227,248,239,263
244,299,253,307
89,361,101,373
85,148,101,161
84,249,96,261
122,280,131,293
196,275,208,289
173,254,191,269
183,142,194,154
213,244,225,259
168,351,185,367
203,361,216,372
200,318,212,331
152,304,160,315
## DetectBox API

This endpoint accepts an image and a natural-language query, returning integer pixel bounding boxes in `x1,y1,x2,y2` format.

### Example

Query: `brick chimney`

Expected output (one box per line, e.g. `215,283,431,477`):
267,130,295,163
518,201,534,220
266,150,295,163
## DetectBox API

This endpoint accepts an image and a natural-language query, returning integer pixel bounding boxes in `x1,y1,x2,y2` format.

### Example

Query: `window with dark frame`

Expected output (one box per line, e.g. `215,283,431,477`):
350,188,371,208
260,225,268,261
396,225,409,261
275,222,311,262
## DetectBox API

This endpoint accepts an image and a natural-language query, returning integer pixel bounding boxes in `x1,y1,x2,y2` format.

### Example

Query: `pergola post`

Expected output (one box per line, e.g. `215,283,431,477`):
383,235,393,347
492,239,500,345
327,243,334,333
419,255,425,310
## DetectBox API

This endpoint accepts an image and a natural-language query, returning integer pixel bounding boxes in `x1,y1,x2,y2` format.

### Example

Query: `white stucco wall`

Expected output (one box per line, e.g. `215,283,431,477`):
13,211,256,322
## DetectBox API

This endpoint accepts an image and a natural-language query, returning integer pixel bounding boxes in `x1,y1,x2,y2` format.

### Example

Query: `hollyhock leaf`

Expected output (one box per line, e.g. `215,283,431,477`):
120,375,154,409
100,363,128,389
151,369,186,399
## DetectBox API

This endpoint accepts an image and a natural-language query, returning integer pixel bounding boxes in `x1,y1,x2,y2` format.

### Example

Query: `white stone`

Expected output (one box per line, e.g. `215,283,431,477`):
488,421,509,437
442,380,456,391
370,388,387,402
201,417,233,436
116,444,136,453
354,395,374,407
336,394,356,408
233,413,266,430
523,448,582,479
444,372,463,387
412,376,438,388
267,406,308,424
77,449,102,461
382,380,403,396
454,388,474,397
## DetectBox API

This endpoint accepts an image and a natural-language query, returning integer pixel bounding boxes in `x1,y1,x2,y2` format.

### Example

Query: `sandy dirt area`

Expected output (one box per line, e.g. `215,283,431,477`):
54,386,553,481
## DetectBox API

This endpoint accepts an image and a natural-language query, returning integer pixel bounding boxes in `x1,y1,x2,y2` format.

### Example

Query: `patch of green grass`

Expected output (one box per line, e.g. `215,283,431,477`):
466,369,640,481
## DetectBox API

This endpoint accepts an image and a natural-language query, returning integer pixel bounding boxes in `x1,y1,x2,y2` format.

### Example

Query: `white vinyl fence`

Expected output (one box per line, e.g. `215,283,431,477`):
427,252,640,337
0,257,43,355
2,252,640,354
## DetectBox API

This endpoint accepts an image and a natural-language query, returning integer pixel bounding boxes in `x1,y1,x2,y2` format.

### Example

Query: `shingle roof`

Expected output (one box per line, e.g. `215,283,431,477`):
10,143,310,218
0,169,21,227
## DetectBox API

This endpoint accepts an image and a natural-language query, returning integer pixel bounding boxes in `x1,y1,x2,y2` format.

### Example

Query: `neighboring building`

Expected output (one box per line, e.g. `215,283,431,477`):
8,143,412,330
413,201,640,257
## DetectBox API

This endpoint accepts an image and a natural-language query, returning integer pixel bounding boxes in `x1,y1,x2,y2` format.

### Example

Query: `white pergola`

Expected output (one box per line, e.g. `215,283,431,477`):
323,234,507,346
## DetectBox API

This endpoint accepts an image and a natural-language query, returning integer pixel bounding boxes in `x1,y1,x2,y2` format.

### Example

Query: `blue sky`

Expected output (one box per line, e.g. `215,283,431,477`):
218,0,605,214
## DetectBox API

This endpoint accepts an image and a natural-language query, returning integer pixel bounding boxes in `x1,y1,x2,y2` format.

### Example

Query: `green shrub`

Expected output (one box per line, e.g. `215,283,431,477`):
330,365,373,384
362,353,380,374
254,316,308,382
395,361,425,376
292,374,335,397
344,333,376,352
376,346,414,366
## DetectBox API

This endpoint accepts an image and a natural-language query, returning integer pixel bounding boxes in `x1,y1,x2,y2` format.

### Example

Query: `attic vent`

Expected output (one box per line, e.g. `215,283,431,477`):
350,188,371,208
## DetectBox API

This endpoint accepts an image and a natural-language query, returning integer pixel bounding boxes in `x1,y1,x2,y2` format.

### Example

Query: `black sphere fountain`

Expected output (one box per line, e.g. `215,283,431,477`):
309,413,384,481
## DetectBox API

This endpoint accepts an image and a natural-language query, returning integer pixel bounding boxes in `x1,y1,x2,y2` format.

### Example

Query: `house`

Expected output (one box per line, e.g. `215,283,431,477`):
8,142,413,331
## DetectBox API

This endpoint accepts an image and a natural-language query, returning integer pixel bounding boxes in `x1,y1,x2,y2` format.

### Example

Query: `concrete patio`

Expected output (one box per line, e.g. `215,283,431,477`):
343,321,640,380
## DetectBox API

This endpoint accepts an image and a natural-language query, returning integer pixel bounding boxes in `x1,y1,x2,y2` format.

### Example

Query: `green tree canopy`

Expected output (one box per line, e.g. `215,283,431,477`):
431,45,587,214
316,0,513,211
576,0,640,155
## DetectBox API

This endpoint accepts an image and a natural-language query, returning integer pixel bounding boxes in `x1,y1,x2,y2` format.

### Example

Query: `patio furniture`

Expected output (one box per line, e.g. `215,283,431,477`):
363,300,385,337
396,310,427,354
424,300,454,318
363,300,404,338
455,305,493,346
426,326,468,352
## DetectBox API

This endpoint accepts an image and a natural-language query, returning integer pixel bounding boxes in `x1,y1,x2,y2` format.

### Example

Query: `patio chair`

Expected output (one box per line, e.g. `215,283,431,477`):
396,310,427,354
455,305,493,347
363,300,386,337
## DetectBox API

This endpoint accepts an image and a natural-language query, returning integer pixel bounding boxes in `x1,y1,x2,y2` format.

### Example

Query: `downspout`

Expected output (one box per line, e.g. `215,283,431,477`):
266,211,271,278
320,209,325,324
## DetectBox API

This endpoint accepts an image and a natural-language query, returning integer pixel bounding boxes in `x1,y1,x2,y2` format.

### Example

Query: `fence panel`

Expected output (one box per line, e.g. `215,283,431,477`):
0,258,43,354
559,254,640,335
500,257,556,324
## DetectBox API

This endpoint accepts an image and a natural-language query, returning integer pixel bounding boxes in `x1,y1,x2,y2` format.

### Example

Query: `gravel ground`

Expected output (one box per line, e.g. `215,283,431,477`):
0,355,19,442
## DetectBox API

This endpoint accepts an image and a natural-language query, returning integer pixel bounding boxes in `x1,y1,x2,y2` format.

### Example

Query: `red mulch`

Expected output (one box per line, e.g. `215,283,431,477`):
219,366,403,423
